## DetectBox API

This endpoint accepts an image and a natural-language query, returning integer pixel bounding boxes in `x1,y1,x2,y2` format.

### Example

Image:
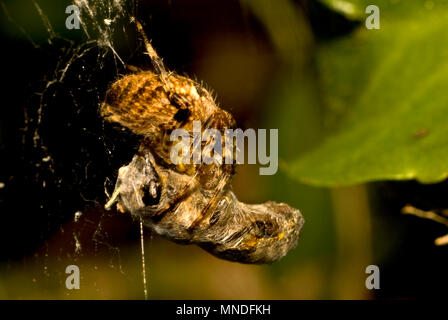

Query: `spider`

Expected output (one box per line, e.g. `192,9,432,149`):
101,21,303,263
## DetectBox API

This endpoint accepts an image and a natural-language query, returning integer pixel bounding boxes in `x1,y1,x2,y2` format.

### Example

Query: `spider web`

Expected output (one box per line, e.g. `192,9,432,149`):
0,0,153,298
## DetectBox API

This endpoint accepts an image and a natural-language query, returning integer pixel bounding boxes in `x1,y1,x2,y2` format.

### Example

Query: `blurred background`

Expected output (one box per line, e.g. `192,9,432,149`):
1,0,448,299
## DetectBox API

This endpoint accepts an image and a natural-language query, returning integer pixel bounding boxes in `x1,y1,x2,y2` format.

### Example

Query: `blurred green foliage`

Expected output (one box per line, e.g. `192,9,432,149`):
243,0,372,299
288,0,448,186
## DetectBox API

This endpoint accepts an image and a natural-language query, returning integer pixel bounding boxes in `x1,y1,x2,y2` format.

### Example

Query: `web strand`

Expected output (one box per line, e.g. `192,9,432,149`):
140,217,148,300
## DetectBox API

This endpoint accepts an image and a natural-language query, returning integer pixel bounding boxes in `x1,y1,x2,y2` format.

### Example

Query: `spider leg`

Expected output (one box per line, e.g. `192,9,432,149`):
188,171,231,230
153,171,199,217
186,110,235,229
135,20,167,77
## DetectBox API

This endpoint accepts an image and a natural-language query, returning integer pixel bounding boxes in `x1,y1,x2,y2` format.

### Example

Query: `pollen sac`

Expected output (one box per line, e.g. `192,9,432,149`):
105,146,304,264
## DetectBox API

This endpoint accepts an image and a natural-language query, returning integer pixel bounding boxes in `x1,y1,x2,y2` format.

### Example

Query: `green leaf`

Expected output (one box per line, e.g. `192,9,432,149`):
288,1,448,186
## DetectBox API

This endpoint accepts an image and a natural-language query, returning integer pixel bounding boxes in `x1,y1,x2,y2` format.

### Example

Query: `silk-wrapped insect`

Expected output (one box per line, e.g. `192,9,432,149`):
101,22,304,264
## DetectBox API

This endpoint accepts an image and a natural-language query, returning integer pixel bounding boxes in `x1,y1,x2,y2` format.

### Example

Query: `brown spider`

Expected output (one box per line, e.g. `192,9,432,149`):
101,21,303,263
